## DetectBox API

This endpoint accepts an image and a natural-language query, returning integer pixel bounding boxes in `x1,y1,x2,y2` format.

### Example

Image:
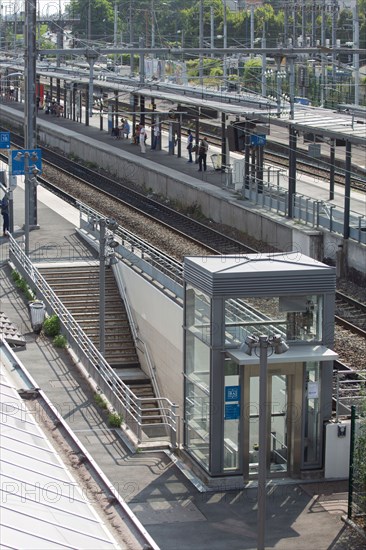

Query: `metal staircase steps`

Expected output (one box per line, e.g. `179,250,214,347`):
39,265,160,423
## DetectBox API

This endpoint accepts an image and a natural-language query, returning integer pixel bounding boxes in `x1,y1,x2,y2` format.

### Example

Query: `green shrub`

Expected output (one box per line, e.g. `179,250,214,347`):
17,278,28,292
43,315,60,337
94,393,108,409
25,288,36,301
53,334,67,348
11,270,21,282
12,271,36,300
108,412,122,428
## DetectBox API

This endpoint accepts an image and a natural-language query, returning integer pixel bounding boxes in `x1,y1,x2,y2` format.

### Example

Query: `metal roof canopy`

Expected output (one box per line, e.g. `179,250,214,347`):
264,109,366,146
4,63,364,145
228,345,338,366
33,68,273,117
59,71,366,146
183,252,336,298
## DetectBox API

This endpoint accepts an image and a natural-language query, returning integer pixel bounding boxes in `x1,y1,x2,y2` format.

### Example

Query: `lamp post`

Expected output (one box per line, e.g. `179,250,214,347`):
243,333,289,550
98,217,118,356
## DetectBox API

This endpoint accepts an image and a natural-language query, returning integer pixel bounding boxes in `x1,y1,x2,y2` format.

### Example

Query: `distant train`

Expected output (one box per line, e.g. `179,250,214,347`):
293,97,311,106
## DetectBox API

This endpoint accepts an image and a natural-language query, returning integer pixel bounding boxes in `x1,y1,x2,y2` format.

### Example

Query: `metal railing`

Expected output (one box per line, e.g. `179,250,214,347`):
8,234,180,448
334,369,366,419
112,265,174,431
242,178,366,244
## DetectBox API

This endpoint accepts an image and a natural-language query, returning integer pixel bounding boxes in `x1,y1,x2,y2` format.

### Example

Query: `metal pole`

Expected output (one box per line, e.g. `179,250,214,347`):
250,4,255,50
99,218,106,356
88,0,91,43
343,140,351,240
199,0,204,86
276,58,282,118
329,139,335,200
114,1,118,67
348,405,356,519
261,33,267,97
139,37,145,85
353,3,360,106
257,335,269,550
320,0,326,106
210,6,215,57
331,0,337,83
223,0,227,86
129,0,134,76
24,154,30,256
289,55,296,119
24,0,37,237
288,124,297,218
88,58,94,117
151,0,155,49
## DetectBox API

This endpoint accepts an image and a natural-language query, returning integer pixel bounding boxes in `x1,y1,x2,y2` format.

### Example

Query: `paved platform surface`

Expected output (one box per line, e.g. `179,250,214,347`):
1,174,365,549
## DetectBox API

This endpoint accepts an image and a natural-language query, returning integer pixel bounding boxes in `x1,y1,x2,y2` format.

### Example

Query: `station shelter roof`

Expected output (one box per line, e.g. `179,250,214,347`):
4,63,366,146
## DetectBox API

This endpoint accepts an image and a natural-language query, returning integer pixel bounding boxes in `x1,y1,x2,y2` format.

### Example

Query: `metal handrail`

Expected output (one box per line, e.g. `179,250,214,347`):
243,178,365,244
8,234,179,448
113,264,173,431
334,369,366,419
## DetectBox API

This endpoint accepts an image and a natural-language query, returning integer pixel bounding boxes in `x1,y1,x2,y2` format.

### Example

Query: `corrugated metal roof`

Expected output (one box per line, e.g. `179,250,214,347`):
183,253,336,297
0,362,121,550
12,64,366,144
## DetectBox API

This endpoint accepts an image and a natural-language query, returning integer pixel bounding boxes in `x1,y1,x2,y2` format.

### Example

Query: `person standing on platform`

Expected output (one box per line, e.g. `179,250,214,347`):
151,123,160,150
139,124,147,153
133,124,140,144
198,137,208,171
1,194,10,237
187,130,194,163
123,119,130,140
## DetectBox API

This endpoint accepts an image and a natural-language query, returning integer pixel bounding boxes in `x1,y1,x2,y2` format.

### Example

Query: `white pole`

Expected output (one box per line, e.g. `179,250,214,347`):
257,335,269,550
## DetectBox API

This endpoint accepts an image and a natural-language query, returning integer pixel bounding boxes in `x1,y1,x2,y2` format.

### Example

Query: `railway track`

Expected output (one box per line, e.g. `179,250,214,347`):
335,291,366,336
1,134,365,339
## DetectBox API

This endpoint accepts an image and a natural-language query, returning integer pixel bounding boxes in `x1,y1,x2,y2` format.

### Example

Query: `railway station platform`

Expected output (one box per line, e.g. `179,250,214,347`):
1,180,365,550
1,100,365,278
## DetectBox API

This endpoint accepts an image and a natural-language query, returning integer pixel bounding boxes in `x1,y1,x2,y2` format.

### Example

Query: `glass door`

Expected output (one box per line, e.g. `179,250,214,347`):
242,363,303,479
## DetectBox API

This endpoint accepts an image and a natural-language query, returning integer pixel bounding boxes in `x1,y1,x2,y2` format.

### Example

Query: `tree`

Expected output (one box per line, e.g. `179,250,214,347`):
67,0,114,42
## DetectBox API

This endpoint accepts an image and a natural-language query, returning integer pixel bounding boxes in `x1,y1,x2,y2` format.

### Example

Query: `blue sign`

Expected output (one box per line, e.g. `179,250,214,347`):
11,149,42,176
0,132,10,149
250,134,266,147
225,386,240,402
225,403,240,420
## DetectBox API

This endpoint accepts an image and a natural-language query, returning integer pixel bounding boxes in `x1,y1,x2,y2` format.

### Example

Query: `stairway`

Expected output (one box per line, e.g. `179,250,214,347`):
39,264,161,423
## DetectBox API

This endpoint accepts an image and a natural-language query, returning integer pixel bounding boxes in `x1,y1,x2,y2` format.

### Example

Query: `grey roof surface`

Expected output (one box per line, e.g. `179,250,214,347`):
0,354,121,550
4,62,365,145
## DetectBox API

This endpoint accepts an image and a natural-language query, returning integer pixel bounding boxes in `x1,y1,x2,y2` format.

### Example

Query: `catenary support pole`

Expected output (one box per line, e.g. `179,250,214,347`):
24,0,37,238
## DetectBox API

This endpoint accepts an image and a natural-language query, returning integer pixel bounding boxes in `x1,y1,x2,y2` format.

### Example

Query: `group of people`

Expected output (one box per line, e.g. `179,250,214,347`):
111,121,209,167
132,122,160,154
41,92,63,117
187,130,209,171
112,118,131,140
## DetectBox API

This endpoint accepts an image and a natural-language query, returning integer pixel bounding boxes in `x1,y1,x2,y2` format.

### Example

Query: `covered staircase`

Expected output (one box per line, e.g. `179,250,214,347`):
39,264,161,423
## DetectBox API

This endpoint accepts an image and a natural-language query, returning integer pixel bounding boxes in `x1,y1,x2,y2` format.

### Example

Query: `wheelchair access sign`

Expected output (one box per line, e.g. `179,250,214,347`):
0,132,10,149
11,149,42,176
